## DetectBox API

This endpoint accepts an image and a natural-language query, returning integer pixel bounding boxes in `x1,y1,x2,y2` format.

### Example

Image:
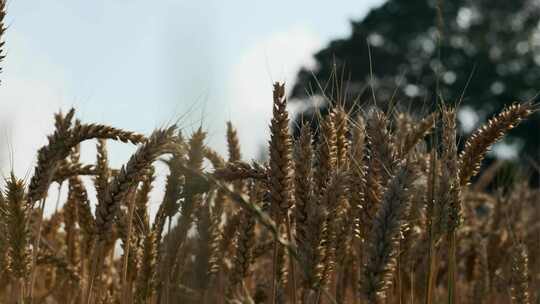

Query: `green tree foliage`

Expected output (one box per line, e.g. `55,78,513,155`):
291,0,540,158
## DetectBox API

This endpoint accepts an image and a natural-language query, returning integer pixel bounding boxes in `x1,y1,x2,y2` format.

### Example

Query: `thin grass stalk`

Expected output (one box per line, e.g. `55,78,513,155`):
510,243,530,304
271,228,280,304
286,214,297,304
425,148,438,304
121,188,137,304
447,231,457,304
28,197,46,302
441,107,460,304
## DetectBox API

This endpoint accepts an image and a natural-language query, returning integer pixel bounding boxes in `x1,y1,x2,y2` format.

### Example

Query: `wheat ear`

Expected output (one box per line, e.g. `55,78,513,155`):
361,161,416,304
4,173,30,303
268,82,294,304
459,103,533,186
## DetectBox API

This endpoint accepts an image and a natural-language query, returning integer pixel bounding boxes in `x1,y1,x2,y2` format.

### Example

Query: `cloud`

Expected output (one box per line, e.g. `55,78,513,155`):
0,33,69,179
222,25,322,159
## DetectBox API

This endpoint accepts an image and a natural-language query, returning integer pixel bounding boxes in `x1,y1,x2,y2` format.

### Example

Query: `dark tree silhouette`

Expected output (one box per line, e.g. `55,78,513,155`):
291,0,540,159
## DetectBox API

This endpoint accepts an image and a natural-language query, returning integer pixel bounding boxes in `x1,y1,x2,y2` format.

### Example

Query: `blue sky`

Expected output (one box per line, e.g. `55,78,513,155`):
0,0,385,175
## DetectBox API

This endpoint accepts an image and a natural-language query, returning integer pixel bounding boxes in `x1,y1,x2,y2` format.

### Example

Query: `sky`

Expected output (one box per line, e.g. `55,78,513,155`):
0,0,385,213
0,0,387,172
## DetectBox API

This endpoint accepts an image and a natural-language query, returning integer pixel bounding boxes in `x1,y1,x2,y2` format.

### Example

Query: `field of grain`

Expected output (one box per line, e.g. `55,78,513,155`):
0,82,537,304
0,2,539,304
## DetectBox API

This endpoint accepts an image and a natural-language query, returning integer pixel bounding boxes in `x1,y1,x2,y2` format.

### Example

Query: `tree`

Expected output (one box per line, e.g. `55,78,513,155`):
291,0,540,158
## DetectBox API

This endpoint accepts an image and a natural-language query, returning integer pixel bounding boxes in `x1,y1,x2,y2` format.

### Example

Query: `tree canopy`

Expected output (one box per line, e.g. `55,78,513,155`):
291,0,540,159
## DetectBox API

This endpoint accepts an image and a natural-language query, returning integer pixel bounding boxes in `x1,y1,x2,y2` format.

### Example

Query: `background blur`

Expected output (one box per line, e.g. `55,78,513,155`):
2,0,540,182
0,0,383,176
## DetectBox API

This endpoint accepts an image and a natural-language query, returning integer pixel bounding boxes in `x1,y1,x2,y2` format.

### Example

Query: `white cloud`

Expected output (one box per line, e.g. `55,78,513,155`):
0,33,69,179
223,25,322,159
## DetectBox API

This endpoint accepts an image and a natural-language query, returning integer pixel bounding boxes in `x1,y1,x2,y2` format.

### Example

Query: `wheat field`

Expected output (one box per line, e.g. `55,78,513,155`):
0,2,539,304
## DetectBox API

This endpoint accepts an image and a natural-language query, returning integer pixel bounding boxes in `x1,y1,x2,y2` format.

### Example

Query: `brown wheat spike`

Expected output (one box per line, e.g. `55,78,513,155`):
66,147,82,274
207,188,225,284
52,161,96,184
228,203,256,295
220,209,242,255
27,108,76,205
315,112,337,192
69,176,95,254
4,173,31,301
320,172,348,286
64,179,80,269
360,110,395,252
226,121,242,163
294,123,314,276
41,210,64,241
214,161,268,183
94,139,110,206
135,229,157,303
95,126,176,241
303,201,328,293
399,169,426,266
393,112,413,145
227,121,246,195
193,197,213,292
399,112,437,158
36,249,81,287
120,183,145,300
28,111,147,206
54,108,76,137
333,106,350,169
314,113,341,290
134,228,157,303
425,146,438,232
360,160,416,304
123,168,154,300
160,128,206,299
275,227,290,294
118,187,141,294
204,146,226,169
440,107,461,304
70,121,146,145
367,109,397,186
168,128,206,240
268,82,293,220
434,107,462,236
362,132,386,246
161,139,186,219
349,115,367,241
0,0,7,78
347,116,368,302
335,115,367,303
459,103,533,186
146,210,167,297
509,242,530,304
134,167,154,239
